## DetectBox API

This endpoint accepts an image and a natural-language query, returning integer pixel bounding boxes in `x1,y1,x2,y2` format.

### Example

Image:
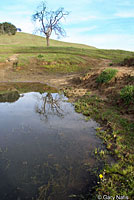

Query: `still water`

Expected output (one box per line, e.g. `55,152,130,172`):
0,91,103,200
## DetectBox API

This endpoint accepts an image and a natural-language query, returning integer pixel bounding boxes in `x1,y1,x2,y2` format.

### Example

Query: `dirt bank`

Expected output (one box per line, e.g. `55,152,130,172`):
0,54,111,89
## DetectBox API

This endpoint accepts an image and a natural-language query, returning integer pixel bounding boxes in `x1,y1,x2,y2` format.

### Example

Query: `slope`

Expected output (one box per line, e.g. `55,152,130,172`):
0,32,95,49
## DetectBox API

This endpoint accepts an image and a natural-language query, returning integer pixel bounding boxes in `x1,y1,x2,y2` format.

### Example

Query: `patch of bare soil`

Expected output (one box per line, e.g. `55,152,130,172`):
0,55,77,88
78,66,134,96
0,54,19,81
0,63,5,81
0,55,109,89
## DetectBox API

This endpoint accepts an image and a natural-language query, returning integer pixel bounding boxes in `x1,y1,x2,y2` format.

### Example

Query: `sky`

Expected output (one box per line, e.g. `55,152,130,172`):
1,0,134,51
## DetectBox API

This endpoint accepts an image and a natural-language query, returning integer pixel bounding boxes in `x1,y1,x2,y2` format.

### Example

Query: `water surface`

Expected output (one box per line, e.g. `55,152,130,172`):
0,91,103,200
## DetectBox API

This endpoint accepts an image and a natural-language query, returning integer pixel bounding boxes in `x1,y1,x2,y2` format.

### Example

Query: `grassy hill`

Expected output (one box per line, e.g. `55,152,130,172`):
0,32,95,49
0,32,134,64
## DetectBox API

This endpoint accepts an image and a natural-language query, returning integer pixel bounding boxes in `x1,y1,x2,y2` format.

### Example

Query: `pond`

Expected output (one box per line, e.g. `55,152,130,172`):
0,88,104,200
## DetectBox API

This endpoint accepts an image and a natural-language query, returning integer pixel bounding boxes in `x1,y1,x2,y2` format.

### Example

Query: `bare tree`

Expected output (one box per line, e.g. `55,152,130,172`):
35,93,64,121
32,1,69,47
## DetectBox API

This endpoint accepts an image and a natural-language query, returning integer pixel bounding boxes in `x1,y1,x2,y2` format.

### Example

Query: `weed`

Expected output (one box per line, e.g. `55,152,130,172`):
38,54,44,58
96,68,118,83
120,85,134,104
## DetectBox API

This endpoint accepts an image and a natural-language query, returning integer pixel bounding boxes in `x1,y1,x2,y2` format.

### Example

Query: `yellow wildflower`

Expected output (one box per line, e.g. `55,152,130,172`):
99,174,103,179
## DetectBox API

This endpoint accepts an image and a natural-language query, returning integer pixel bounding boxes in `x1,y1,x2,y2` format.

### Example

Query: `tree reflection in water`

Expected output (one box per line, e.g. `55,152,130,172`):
35,93,64,121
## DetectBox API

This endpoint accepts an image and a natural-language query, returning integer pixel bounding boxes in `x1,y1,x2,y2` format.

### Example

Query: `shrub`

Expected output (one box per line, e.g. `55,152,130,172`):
38,54,44,58
120,57,134,67
96,68,118,83
120,85,134,104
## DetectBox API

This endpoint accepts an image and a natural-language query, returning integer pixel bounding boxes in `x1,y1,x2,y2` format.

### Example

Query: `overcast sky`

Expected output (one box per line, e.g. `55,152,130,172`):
1,0,134,51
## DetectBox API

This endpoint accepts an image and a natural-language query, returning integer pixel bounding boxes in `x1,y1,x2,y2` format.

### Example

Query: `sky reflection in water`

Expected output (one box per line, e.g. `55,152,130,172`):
0,92,103,200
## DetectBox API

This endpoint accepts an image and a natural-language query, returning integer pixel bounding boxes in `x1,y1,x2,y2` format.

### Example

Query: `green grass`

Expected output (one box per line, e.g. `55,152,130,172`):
96,68,118,83
0,32,133,75
40,53,90,73
120,85,134,104
0,32,95,49
17,53,91,73
0,32,134,64
0,53,12,62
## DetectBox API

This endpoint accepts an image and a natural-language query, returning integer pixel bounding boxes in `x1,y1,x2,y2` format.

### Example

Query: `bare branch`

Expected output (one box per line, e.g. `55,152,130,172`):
32,1,69,46
35,93,64,120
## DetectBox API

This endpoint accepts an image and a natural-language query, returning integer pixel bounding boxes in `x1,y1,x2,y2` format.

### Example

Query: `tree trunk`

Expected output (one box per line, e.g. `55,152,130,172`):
46,36,50,47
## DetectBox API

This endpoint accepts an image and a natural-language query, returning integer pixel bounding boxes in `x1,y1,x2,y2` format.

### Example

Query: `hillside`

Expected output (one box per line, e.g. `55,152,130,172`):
0,32,134,65
0,32,96,49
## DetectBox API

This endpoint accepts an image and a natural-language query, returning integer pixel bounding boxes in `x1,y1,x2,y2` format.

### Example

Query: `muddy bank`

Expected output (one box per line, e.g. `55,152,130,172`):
0,82,58,94
0,90,20,102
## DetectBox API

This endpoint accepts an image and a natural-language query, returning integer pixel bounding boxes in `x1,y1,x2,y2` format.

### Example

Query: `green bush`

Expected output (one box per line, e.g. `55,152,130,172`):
38,54,44,58
96,68,118,83
120,85,134,104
